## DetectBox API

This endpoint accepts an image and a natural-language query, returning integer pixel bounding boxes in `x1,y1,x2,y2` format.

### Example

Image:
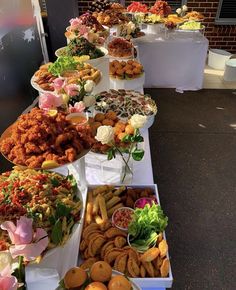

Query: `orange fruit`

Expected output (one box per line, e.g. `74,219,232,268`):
85,282,107,290
108,275,132,290
63,267,87,289
90,261,112,282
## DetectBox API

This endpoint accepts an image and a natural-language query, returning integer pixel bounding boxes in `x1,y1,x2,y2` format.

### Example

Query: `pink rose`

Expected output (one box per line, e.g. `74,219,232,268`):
69,17,80,29
69,101,86,113
1,216,32,245
64,84,79,97
39,93,63,110
10,228,48,261
53,77,65,91
79,25,89,36
0,275,18,290
1,217,49,261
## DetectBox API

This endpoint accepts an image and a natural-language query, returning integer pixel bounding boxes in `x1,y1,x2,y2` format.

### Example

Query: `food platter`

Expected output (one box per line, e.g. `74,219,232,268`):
0,168,85,277
55,46,108,60
0,108,93,170
55,269,141,290
77,184,173,288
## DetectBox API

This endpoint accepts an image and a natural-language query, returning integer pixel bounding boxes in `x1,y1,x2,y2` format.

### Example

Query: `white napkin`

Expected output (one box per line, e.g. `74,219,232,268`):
25,267,60,290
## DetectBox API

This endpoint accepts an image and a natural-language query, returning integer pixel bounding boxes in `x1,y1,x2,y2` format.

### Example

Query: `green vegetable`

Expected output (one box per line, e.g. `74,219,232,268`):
128,203,168,251
66,174,77,193
66,37,105,59
48,56,80,76
51,219,63,245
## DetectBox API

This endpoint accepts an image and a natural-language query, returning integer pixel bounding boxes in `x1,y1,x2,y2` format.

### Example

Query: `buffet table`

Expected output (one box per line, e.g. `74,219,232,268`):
133,30,208,91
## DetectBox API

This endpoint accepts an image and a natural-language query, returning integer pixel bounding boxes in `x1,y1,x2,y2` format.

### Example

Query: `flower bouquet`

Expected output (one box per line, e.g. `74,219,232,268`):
38,77,96,116
94,114,147,182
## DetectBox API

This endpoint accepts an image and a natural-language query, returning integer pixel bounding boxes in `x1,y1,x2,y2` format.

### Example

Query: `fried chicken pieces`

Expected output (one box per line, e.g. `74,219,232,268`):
79,221,170,278
0,108,94,168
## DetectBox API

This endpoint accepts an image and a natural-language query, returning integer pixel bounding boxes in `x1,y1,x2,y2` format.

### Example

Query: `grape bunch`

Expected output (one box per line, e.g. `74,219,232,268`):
88,0,111,13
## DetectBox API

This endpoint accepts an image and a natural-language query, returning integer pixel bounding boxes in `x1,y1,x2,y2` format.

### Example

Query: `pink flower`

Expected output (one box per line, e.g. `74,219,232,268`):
0,275,18,290
39,93,63,110
69,17,80,29
64,84,79,96
1,216,32,245
10,228,48,261
79,25,89,36
53,77,65,91
69,101,86,113
1,217,49,262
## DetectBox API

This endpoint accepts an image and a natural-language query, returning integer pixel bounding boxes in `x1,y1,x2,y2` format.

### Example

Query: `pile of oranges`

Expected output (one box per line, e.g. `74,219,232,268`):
63,261,132,290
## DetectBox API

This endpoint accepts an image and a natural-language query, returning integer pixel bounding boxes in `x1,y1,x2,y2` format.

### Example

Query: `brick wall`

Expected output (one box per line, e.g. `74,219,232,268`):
78,0,236,53
187,0,236,53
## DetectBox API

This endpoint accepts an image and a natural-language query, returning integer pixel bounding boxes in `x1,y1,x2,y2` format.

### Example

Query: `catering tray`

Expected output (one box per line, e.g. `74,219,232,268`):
78,184,173,288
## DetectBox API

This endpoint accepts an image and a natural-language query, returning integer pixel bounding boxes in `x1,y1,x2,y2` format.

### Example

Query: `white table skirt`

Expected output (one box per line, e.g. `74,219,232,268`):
133,31,209,91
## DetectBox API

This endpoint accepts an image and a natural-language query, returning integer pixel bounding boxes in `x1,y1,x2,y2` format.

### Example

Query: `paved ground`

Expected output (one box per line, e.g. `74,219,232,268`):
146,88,236,290
0,89,236,290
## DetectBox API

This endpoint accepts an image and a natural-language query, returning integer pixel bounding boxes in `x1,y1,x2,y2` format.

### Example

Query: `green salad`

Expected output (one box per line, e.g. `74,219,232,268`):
63,37,105,59
128,203,168,252
48,56,81,76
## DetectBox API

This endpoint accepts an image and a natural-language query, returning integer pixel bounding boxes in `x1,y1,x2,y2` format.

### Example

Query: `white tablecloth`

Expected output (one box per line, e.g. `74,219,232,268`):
133,31,208,91
85,130,154,185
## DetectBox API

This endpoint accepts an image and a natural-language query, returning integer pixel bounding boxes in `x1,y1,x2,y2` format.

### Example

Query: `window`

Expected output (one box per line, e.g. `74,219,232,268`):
215,0,236,25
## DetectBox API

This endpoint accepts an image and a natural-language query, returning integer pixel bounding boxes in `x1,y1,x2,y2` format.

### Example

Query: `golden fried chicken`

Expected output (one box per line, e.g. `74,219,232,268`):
0,108,95,168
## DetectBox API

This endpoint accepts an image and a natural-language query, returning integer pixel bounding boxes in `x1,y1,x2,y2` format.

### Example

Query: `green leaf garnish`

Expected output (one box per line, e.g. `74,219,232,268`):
132,149,144,161
51,219,63,245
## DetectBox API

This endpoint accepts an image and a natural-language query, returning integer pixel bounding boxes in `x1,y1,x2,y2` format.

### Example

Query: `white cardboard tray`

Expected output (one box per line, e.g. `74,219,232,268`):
80,184,173,289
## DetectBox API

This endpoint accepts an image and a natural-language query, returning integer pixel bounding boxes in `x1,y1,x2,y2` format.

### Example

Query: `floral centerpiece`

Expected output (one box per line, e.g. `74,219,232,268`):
94,114,147,182
65,13,109,46
39,76,96,114
0,217,48,290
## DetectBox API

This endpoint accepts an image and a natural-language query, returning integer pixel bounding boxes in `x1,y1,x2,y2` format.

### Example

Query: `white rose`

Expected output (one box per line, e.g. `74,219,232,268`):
84,80,95,93
182,5,188,12
83,95,96,107
130,114,147,129
95,125,114,145
176,8,182,15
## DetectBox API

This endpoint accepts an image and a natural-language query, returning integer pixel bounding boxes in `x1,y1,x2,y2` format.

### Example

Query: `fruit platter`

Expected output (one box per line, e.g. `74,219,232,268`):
77,184,173,288
0,108,94,169
178,21,205,31
127,2,148,13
